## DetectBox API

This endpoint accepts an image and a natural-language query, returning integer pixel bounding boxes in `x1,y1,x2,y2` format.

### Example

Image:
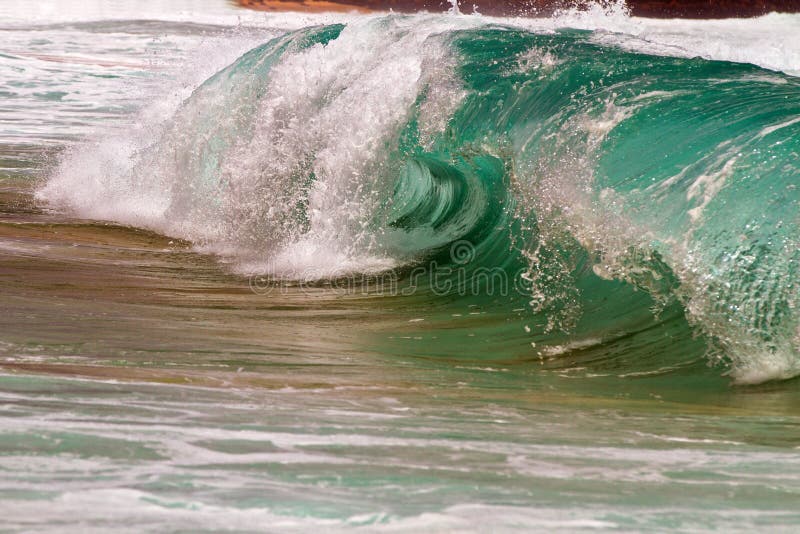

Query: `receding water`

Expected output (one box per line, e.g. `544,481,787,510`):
1,1,800,531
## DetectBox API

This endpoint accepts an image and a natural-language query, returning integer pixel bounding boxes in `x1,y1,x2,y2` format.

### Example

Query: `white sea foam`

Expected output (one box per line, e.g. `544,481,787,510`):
500,3,800,77
38,15,473,279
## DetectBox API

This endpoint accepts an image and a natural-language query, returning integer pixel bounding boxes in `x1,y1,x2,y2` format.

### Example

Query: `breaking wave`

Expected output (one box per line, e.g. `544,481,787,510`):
39,11,800,384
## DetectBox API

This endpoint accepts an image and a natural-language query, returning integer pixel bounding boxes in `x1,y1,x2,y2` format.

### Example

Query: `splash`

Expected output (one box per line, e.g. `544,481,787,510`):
448,0,461,16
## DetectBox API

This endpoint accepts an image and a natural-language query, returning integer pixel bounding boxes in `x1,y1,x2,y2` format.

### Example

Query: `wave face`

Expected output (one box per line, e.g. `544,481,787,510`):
39,14,800,384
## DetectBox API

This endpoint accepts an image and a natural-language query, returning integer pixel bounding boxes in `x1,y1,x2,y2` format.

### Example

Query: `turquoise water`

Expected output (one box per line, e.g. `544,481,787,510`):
2,1,800,531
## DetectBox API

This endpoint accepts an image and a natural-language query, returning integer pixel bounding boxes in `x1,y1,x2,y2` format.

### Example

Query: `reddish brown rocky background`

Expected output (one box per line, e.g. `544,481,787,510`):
236,0,800,18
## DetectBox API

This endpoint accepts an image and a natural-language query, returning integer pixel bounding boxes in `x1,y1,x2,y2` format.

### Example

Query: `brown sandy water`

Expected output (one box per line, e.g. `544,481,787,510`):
3,173,799,413
3,148,800,532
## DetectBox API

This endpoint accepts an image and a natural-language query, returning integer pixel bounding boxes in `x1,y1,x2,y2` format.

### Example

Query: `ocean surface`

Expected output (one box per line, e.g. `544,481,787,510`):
1,0,800,531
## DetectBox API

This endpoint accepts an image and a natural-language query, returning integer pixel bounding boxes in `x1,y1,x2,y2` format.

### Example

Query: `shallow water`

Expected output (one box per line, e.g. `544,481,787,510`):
1,1,800,531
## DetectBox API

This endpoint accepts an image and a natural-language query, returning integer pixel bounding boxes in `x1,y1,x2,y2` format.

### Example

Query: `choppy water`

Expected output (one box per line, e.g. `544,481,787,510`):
1,1,800,531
